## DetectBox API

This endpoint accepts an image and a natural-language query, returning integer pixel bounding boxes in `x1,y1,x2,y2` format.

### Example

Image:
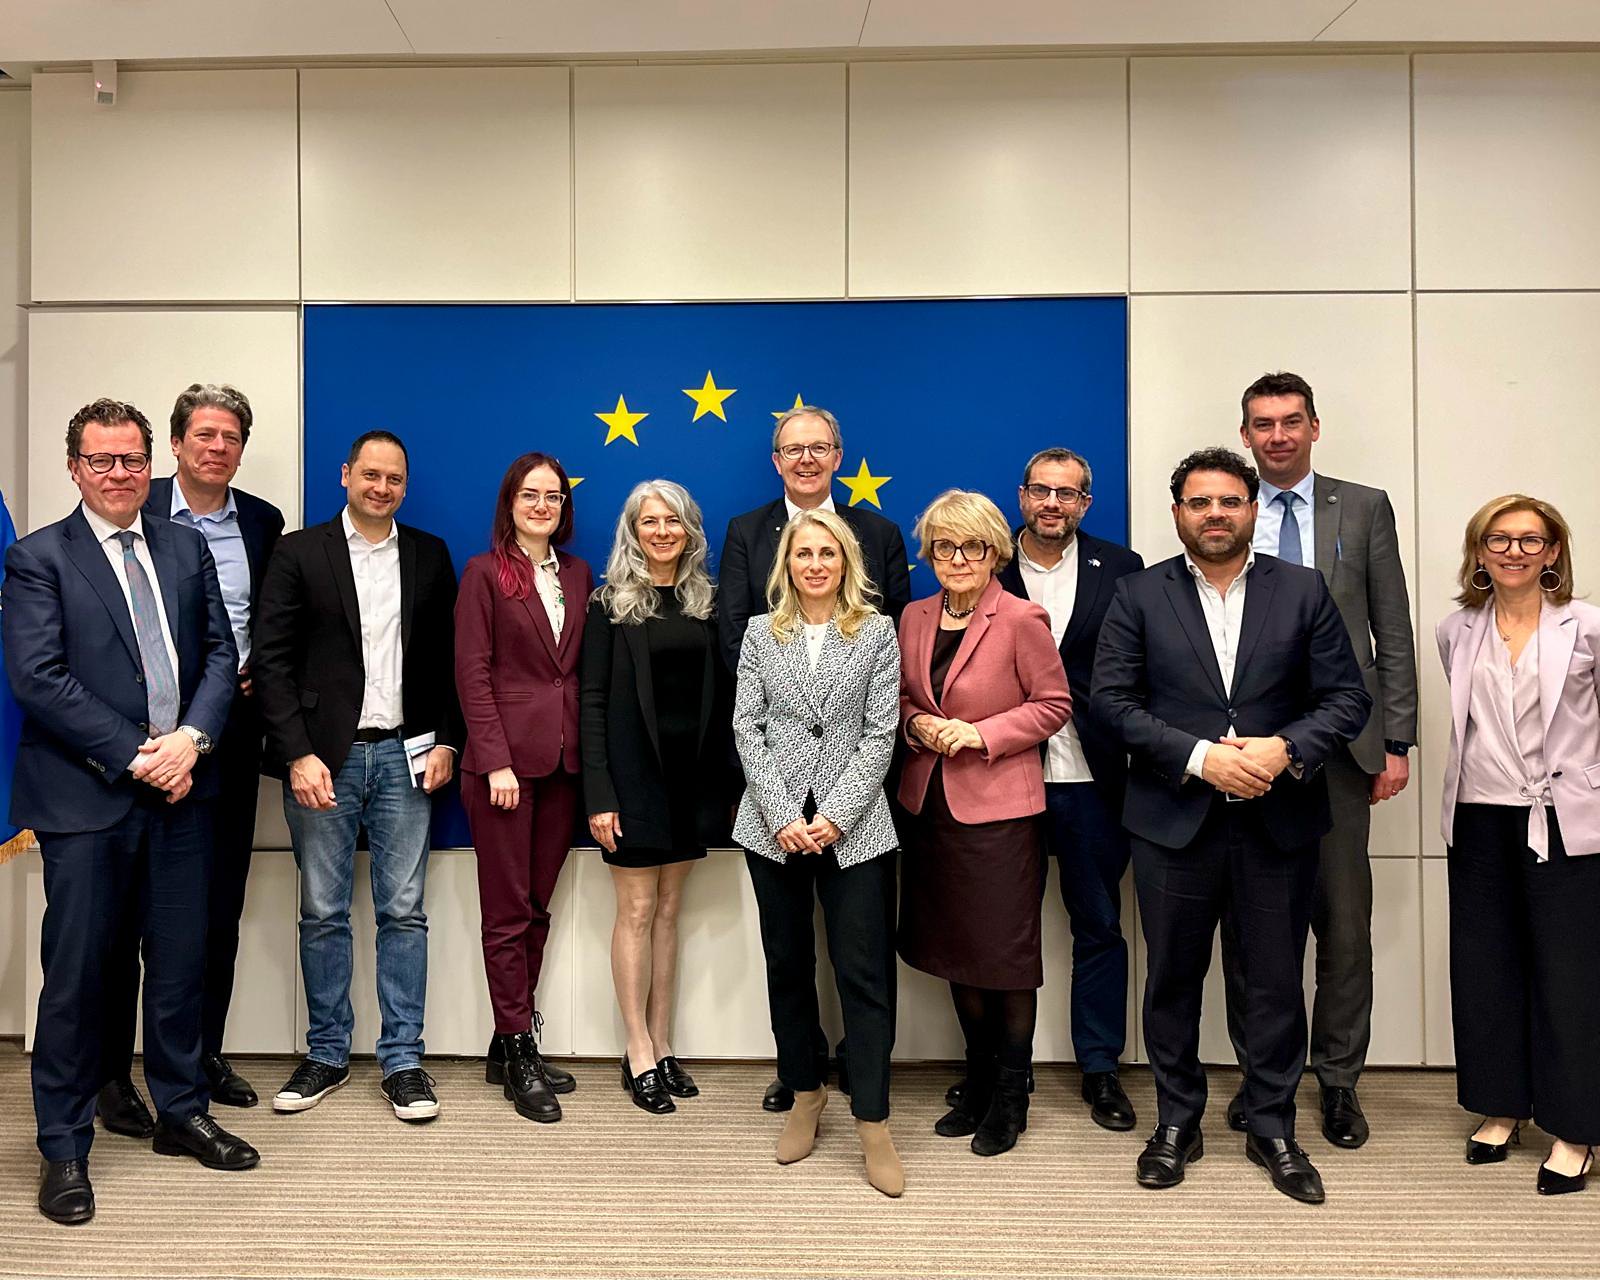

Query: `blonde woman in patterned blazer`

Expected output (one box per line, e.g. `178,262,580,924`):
733,508,903,1197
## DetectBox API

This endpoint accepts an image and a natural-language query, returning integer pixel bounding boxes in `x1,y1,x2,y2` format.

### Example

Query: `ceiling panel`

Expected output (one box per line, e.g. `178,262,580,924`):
860,0,1353,47
1320,0,1600,41
0,0,410,61
387,0,871,55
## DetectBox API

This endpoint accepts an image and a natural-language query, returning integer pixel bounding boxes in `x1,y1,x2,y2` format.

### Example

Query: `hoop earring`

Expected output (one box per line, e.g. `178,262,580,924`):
1471,566,1493,591
1540,566,1563,593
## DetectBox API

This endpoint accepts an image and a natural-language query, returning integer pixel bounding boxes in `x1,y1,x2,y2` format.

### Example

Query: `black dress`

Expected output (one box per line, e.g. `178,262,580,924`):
897,627,1045,989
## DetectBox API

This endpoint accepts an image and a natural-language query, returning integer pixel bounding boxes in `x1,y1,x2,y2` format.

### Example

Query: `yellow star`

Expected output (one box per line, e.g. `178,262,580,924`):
596,395,648,447
682,372,737,423
771,394,807,420
839,458,892,509
569,476,584,488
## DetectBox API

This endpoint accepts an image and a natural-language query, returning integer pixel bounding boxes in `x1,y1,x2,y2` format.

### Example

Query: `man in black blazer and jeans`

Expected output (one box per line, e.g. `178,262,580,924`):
95,384,285,1139
1091,447,1369,1205
718,405,911,1111
253,430,463,1123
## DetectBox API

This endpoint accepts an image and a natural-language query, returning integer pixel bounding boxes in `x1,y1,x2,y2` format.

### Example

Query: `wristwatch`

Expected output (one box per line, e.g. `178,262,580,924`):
1384,740,1413,756
178,724,215,755
1280,736,1304,771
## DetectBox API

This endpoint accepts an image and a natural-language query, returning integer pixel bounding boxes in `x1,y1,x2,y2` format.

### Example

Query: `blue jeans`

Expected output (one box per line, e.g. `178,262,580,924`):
284,738,432,1077
1044,781,1132,1073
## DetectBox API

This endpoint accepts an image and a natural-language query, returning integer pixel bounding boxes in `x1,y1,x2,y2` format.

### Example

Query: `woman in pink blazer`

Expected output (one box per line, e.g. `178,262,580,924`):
455,452,592,1126
897,489,1071,1159
1438,493,1599,1195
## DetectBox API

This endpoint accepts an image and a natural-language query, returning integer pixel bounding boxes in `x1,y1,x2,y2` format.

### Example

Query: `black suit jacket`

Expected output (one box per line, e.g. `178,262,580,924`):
717,497,912,674
998,528,1144,799
3,508,237,832
252,515,464,778
1089,553,1371,852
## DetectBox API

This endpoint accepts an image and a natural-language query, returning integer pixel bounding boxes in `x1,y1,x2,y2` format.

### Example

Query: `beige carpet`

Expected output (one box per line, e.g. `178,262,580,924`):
0,1043,1592,1279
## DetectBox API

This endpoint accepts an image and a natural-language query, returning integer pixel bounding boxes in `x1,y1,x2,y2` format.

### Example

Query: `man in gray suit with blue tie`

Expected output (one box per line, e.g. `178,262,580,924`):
1222,371,1418,1149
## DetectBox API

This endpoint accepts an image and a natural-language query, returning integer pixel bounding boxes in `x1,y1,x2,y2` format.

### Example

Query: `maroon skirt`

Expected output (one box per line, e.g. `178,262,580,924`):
897,766,1045,990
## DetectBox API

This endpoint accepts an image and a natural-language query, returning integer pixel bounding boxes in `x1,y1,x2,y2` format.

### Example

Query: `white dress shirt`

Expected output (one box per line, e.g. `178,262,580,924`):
1460,627,1553,858
81,504,181,694
1015,534,1092,783
1182,549,1254,781
1255,471,1316,564
342,507,404,730
785,494,837,521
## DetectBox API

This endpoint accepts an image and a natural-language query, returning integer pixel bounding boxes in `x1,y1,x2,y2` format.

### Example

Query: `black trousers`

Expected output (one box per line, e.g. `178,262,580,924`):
745,848,896,1121
1449,803,1600,1144
1134,796,1317,1140
104,688,262,1077
34,798,212,1160
1223,748,1375,1088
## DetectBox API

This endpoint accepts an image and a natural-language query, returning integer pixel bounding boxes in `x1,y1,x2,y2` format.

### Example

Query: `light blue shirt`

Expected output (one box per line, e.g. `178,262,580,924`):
1255,471,1316,567
170,480,251,668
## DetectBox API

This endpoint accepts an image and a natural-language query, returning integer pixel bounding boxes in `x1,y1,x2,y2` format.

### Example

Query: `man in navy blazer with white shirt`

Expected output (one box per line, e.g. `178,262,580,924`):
4,398,257,1226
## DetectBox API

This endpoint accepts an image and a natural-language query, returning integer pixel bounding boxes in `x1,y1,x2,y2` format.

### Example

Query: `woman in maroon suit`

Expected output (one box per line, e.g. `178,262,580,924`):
455,452,592,1125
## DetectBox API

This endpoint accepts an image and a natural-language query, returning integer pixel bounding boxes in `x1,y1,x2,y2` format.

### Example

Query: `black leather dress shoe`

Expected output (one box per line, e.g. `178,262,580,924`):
1245,1133,1325,1204
1537,1147,1593,1196
763,1078,794,1112
1225,1087,1247,1133
1082,1071,1137,1132
1465,1121,1521,1165
1320,1086,1369,1149
38,1159,93,1225
946,1066,1034,1108
621,1056,676,1115
153,1113,261,1170
1136,1125,1203,1188
203,1053,259,1108
97,1077,155,1139
657,1056,699,1099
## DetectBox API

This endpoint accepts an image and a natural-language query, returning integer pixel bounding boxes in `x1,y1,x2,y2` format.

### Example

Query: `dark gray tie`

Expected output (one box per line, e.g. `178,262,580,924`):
1274,491,1304,567
116,531,179,735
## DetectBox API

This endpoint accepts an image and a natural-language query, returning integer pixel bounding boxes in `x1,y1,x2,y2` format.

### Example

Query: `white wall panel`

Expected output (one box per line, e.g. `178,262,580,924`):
1130,56,1411,293
574,64,846,301
224,853,300,1054
1367,857,1424,1064
1415,293,1600,856
31,72,298,303
848,59,1127,298
1415,54,1600,290
25,308,300,534
301,68,572,302
1421,857,1453,1065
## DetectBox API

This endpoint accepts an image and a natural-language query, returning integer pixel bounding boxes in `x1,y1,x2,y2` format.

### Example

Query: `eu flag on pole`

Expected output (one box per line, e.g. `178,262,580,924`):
0,491,32,863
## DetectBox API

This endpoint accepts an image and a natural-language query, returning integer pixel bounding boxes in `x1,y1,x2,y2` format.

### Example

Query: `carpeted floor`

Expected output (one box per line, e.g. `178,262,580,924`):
0,1043,1592,1279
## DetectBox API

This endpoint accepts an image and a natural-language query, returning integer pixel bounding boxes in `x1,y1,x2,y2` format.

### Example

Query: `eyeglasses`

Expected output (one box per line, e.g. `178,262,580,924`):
516,490,566,509
930,538,992,563
777,443,838,461
1022,484,1087,505
1482,533,1550,554
75,452,150,474
1178,495,1249,514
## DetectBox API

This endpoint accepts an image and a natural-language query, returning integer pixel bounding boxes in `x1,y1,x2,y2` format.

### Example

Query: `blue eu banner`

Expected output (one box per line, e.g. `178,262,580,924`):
305,297,1128,845
0,491,31,862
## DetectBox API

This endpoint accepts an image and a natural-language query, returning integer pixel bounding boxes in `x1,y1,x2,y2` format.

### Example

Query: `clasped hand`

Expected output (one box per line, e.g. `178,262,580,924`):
775,814,842,855
131,731,198,802
911,714,983,758
1202,736,1290,799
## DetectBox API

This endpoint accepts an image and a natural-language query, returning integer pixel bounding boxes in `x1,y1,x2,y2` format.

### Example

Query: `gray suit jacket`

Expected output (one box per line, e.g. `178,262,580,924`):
1312,473,1418,774
732,611,900,867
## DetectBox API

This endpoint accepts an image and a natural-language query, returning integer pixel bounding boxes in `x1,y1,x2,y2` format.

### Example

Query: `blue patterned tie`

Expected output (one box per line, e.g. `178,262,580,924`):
1274,491,1303,567
117,531,179,735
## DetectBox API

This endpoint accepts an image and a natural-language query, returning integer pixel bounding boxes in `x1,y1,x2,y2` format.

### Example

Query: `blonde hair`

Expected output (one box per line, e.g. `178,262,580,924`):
764,509,880,642
912,489,1015,570
1455,493,1575,608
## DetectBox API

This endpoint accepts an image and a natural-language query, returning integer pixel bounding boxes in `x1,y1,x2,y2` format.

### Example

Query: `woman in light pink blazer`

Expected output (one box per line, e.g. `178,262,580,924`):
897,489,1070,1160
1438,493,1600,1196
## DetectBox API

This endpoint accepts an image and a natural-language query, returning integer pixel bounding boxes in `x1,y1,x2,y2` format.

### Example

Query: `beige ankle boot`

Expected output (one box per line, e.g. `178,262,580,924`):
776,1087,827,1164
856,1119,905,1197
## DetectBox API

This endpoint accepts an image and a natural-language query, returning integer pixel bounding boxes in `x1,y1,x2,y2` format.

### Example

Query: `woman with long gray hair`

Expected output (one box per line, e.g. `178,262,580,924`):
579,479,732,1114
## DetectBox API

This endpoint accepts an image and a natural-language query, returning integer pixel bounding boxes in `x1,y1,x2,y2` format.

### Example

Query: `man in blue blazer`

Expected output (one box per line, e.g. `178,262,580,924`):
996,446,1144,1133
92,384,285,1130
1091,447,1370,1205
4,399,258,1226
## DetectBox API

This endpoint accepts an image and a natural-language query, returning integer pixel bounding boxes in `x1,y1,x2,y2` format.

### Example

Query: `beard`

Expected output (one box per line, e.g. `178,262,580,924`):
1023,509,1082,547
1179,519,1253,564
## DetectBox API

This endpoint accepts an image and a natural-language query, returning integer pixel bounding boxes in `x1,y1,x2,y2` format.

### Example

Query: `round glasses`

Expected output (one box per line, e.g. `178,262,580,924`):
1482,533,1549,554
930,539,992,563
75,452,150,474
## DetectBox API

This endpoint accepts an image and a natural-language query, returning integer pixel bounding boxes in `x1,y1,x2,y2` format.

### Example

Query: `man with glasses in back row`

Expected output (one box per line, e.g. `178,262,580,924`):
6,399,257,1225
719,405,911,1111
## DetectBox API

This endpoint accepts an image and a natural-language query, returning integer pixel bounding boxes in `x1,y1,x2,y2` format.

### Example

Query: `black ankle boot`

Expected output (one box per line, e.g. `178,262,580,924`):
935,1056,994,1138
971,1064,1030,1156
503,1032,562,1124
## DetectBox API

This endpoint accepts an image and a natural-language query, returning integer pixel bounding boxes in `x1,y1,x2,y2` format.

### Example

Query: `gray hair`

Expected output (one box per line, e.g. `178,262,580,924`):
596,479,715,626
1021,446,1093,494
770,405,843,453
171,383,254,446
